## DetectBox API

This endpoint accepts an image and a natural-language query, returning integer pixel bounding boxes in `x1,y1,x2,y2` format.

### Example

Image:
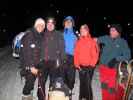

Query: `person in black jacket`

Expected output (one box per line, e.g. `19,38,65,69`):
20,18,45,100
37,17,66,99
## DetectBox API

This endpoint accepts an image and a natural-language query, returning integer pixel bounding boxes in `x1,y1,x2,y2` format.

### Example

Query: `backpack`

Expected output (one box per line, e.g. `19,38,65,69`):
12,32,26,49
12,32,27,58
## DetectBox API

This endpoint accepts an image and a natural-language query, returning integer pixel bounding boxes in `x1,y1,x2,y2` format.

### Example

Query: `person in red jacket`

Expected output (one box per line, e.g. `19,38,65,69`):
74,24,99,100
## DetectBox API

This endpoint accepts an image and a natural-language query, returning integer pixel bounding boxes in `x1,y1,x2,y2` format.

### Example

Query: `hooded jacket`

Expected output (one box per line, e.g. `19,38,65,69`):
74,35,99,68
63,28,77,55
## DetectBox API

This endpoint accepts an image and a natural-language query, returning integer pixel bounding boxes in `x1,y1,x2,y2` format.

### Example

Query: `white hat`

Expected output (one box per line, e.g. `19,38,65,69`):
34,18,45,28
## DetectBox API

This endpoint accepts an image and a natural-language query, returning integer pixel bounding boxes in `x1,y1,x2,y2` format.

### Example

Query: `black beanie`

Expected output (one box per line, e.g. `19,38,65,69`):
110,24,122,34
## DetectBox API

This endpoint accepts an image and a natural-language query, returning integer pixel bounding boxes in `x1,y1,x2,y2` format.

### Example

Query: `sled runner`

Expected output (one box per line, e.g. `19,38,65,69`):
118,60,129,89
123,59,133,100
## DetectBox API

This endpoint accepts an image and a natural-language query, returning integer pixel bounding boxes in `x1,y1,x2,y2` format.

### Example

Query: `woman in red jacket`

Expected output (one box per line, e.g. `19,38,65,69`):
74,24,99,100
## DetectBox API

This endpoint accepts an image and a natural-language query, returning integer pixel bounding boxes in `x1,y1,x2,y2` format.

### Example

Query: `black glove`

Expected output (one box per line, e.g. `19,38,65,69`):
36,60,45,71
107,58,119,68
20,68,28,77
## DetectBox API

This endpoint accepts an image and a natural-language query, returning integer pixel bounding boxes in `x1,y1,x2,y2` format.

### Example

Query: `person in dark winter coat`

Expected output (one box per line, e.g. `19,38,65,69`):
37,17,66,100
63,16,77,94
74,24,99,100
20,18,45,100
96,24,131,100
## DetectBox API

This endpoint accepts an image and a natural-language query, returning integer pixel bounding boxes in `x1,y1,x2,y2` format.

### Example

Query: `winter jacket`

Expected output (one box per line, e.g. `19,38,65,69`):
63,28,77,56
74,36,99,68
98,35,131,65
43,30,66,61
20,28,44,68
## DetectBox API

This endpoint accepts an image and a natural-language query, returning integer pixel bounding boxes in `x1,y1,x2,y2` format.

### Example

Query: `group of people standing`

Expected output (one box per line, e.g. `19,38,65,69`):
19,16,131,100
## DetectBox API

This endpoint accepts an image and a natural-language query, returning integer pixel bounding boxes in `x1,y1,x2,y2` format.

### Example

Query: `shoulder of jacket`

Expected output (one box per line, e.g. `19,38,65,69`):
22,30,34,41
56,30,64,37
76,38,82,44
103,35,109,38
55,30,62,34
59,29,64,33
119,38,127,44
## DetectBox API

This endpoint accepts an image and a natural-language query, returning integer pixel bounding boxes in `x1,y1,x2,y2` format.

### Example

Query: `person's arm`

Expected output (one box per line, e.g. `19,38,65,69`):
58,32,67,62
97,35,107,44
36,60,45,71
74,41,80,69
21,32,38,75
21,33,35,67
116,40,131,62
91,40,100,66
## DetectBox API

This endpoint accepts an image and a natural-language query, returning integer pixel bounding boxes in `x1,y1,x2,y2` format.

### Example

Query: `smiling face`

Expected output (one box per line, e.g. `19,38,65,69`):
110,27,120,39
46,19,55,32
36,23,45,33
64,20,73,28
34,18,45,33
80,24,90,37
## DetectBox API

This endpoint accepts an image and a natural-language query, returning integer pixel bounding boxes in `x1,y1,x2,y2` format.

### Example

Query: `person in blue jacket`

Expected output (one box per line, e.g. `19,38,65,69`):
98,24,131,66
63,16,77,97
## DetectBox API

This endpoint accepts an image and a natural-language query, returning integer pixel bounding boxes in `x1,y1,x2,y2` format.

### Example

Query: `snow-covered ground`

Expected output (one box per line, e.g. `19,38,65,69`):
0,47,102,100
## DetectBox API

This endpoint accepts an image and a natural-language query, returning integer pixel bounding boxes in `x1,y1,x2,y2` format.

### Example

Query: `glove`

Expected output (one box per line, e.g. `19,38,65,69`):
75,65,81,71
107,58,119,68
20,68,28,77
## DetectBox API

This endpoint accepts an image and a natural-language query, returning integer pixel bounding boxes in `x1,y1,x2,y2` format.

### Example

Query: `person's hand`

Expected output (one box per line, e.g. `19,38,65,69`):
30,67,38,75
75,65,81,71
107,58,119,68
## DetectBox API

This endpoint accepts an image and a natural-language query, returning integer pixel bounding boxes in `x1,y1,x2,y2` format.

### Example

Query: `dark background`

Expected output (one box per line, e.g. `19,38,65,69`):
0,0,133,56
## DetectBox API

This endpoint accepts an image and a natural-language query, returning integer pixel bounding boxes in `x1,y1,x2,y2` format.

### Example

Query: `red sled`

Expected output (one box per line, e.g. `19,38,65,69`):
99,65,124,100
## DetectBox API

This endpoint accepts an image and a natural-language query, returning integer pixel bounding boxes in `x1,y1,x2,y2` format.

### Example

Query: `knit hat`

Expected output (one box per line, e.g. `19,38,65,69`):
34,18,45,28
110,24,122,34
46,17,56,25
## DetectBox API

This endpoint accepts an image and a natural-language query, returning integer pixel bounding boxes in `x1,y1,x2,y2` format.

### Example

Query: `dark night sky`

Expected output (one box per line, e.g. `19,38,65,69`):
0,0,133,48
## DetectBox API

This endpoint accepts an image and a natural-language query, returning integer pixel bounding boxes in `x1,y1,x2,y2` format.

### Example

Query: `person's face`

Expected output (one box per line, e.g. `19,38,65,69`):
46,19,55,32
36,23,45,33
80,25,89,37
64,20,73,28
110,27,120,39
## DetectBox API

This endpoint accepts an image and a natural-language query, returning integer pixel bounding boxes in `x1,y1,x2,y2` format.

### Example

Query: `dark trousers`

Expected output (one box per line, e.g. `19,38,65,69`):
23,72,36,95
23,71,47,100
64,55,75,91
37,60,65,92
22,72,46,100
79,67,95,100
42,61,65,85
22,60,62,100
37,71,48,100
